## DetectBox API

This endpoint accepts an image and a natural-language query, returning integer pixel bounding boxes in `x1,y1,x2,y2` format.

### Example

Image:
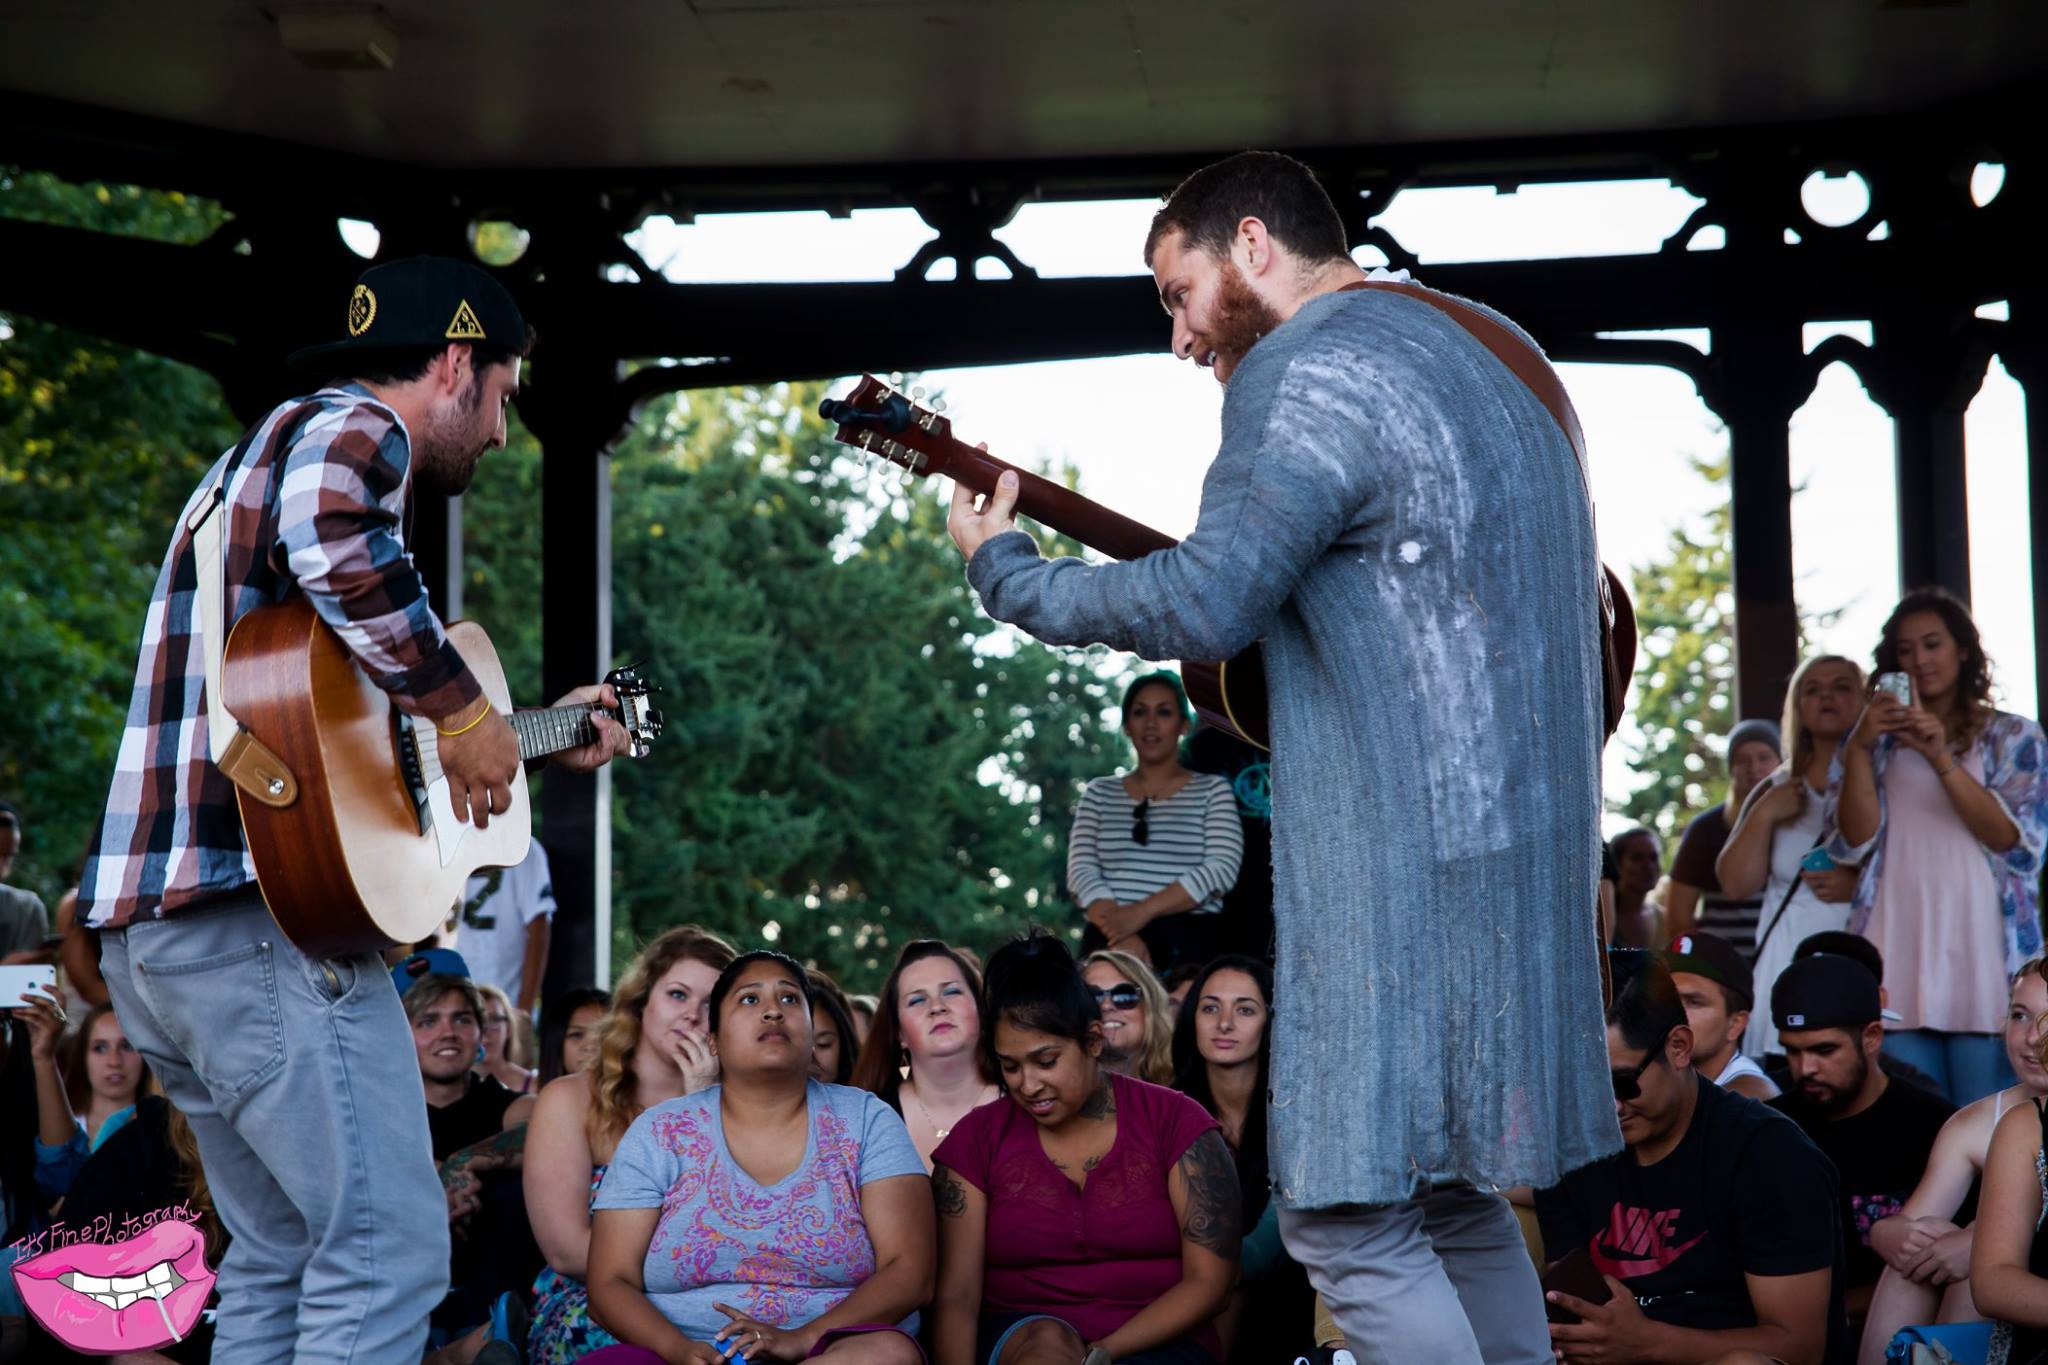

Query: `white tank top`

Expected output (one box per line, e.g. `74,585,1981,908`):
1716,1052,1777,1096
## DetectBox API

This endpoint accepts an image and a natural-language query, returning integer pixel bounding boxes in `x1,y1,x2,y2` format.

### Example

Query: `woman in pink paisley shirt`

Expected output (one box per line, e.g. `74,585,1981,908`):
584,950,935,1365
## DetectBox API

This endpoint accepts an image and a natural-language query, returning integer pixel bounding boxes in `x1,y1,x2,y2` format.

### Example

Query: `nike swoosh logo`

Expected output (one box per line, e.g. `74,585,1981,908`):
1591,1231,1707,1280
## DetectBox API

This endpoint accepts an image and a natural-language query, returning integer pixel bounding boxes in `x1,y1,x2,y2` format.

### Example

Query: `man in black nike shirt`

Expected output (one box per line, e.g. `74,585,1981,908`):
1537,963,1849,1364
1768,953,1955,1311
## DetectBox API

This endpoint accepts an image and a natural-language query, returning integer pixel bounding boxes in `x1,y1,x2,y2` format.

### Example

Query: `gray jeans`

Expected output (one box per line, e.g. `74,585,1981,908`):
100,888,449,1363
1279,1186,1550,1365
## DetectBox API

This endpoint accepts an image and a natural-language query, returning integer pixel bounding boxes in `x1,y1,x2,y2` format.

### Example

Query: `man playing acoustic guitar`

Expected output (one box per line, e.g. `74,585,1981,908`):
946,152,1618,1361
76,256,629,1363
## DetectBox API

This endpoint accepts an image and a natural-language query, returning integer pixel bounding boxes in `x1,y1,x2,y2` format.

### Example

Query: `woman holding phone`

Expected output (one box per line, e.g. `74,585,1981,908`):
1717,654,1865,1058
1828,588,2048,1104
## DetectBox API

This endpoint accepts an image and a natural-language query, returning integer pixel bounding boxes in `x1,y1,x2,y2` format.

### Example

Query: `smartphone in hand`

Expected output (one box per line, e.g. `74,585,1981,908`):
1542,1246,1616,1324
0,963,58,1007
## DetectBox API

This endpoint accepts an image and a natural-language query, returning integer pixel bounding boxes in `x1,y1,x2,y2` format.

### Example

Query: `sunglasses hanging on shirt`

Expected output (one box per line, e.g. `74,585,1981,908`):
1131,797,1151,847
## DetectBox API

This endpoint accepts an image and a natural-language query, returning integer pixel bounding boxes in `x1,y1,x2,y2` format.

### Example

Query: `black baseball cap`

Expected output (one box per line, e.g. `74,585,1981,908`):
1773,953,1882,1033
1661,931,1754,1009
290,256,527,369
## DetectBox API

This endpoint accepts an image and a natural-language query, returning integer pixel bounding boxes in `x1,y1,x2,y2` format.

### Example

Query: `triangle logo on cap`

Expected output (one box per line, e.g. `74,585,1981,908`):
446,299,487,340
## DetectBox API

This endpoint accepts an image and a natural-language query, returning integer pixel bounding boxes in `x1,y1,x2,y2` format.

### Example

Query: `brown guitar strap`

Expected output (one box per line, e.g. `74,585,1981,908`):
1341,278,1590,490
1340,278,1626,732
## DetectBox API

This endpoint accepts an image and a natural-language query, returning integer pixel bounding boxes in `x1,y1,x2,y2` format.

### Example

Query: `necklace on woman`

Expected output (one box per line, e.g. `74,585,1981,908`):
909,1082,997,1140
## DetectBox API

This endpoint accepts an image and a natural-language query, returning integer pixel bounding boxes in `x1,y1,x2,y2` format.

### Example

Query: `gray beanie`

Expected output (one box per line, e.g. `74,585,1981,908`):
1726,718,1783,758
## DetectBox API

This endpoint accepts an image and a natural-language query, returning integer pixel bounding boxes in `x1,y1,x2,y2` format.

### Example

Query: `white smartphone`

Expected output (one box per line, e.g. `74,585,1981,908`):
1875,671,1913,706
0,963,58,1007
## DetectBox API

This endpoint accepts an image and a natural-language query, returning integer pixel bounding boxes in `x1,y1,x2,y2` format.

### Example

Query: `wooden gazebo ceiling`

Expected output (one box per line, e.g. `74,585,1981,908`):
1,0,2042,172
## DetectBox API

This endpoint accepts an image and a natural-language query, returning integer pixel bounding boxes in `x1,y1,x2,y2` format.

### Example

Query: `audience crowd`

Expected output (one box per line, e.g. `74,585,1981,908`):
5,588,2048,1365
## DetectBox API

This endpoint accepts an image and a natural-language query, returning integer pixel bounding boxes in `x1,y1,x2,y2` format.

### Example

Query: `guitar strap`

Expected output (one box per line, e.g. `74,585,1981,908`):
185,404,319,809
1341,278,1627,740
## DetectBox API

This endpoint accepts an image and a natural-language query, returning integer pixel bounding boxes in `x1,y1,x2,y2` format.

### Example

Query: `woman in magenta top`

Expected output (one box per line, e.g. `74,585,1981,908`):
931,933,1240,1365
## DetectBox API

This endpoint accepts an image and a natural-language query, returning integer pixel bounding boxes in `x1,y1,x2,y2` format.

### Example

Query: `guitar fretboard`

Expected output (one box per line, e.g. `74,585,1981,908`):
508,706,603,762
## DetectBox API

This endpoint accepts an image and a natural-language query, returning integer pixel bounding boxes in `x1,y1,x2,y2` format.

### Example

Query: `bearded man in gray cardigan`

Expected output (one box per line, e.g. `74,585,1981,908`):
947,152,1620,1362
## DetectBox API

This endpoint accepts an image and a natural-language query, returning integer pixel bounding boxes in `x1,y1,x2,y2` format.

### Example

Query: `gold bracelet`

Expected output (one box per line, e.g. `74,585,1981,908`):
437,700,494,737
1936,762,1957,777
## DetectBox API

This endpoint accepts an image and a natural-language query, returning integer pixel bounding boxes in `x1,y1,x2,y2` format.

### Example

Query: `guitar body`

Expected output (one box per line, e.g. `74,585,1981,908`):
223,599,530,958
1181,648,1271,752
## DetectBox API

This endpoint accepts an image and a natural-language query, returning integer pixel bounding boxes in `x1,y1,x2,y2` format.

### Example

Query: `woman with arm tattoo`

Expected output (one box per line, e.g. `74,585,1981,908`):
932,932,1240,1365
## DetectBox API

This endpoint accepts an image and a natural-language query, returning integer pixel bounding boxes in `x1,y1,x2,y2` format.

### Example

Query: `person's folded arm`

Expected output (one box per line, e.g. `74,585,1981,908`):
1972,1101,2048,1327
1715,779,1786,899
930,1163,987,1365
1094,1129,1241,1358
967,342,1375,665
1871,1107,1980,1272
274,397,483,723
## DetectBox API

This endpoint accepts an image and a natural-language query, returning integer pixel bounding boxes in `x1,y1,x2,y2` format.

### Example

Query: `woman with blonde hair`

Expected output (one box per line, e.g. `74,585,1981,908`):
474,981,538,1095
1080,947,1175,1085
1718,653,1866,1058
521,925,736,1364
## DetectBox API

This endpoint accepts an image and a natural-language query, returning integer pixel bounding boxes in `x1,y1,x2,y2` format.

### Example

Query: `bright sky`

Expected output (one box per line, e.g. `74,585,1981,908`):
468,170,2034,822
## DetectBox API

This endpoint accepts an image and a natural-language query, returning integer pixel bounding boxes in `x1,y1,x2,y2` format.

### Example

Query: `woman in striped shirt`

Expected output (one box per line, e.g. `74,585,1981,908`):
1070,671,1246,973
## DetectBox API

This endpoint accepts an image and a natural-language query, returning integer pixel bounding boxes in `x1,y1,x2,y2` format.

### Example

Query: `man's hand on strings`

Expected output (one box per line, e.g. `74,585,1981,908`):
946,446,1019,561
549,682,631,773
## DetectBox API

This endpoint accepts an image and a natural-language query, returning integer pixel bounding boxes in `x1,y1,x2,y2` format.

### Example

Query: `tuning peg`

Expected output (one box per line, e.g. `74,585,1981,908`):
888,372,905,388
931,397,947,414
911,386,926,401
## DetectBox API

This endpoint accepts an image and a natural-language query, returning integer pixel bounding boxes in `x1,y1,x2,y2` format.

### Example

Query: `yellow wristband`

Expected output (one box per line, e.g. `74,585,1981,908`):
437,700,494,738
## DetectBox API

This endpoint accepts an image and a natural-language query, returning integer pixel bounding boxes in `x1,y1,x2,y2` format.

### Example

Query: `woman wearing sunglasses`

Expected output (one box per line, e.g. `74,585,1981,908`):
1081,949,1176,1085
1069,671,1245,973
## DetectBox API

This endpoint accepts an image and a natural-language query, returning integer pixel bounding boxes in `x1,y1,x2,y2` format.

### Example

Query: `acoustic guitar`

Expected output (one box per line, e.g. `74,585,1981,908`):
822,374,1636,750
220,598,662,957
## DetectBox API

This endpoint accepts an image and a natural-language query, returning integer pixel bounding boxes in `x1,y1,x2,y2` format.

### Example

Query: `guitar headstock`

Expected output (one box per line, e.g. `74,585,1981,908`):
603,663,664,759
819,373,956,481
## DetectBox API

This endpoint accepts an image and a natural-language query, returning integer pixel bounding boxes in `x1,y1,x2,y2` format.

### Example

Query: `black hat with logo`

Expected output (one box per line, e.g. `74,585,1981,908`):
290,256,527,369
1772,953,1883,1033
1660,931,1754,1010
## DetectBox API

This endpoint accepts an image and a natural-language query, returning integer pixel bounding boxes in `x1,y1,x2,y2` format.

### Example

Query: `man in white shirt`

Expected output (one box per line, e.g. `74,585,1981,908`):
452,840,555,1012
1662,930,1780,1100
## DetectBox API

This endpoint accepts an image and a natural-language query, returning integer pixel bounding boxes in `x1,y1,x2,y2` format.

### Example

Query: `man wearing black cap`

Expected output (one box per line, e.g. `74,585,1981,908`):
1662,930,1779,1101
73,256,631,1363
1769,954,1956,1311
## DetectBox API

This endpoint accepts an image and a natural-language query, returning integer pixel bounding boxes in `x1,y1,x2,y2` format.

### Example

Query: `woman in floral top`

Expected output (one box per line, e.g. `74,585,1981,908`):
584,950,934,1365
1828,587,2048,1105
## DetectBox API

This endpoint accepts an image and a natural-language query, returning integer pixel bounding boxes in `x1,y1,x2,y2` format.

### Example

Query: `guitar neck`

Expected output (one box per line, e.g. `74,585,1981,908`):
507,706,603,762
941,445,1179,563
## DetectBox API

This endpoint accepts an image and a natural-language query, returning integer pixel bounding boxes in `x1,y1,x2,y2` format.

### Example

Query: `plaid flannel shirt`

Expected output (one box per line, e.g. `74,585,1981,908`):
79,385,483,930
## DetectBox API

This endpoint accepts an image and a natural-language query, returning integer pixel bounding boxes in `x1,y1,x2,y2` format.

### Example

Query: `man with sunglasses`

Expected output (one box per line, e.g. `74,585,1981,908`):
1536,964,1849,1364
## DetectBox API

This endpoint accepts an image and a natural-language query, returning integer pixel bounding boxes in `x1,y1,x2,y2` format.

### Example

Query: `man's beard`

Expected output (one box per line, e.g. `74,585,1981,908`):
1208,260,1286,382
413,370,489,496
1801,1053,1870,1113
